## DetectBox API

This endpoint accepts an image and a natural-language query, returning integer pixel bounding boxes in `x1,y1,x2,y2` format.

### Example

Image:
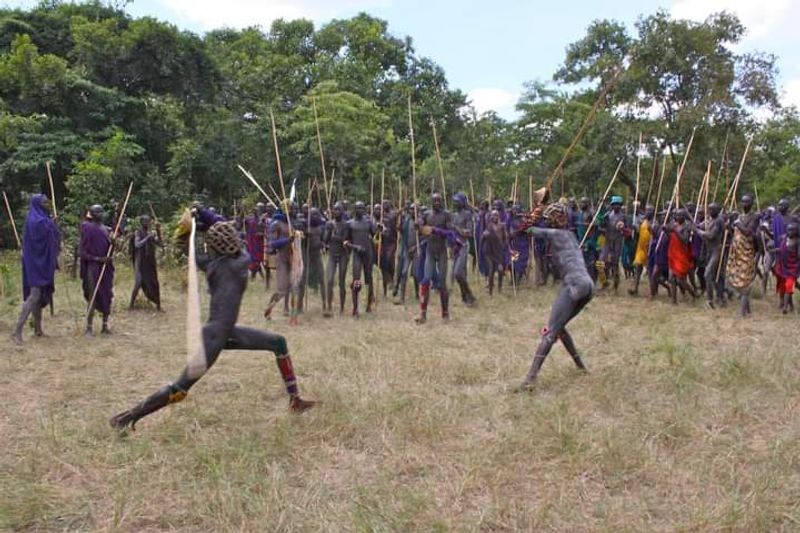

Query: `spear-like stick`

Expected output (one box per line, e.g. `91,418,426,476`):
2,191,20,248
712,131,729,201
528,175,533,210
269,110,288,215
633,132,642,224
394,174,402,287
645,150,657,207
267,183,282,207
237,165,278,208
408,94,420,254
692,162,711,224
327,168,336,208
370,174,375,218
86,182,133,314
46,161,57,219
377,168,385,307
654,154,668,211
664,128,697,220
653,128,698,251
469,178,480,280
545,66,624,191
304,178,313,311
580,158,625,248
716,137,753,282
513,172,519,204
312,96,331,215
431,119,447,209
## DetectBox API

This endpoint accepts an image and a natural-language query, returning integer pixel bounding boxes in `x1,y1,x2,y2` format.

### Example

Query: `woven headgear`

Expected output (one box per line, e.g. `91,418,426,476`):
543,202,568,229
206,221,241,256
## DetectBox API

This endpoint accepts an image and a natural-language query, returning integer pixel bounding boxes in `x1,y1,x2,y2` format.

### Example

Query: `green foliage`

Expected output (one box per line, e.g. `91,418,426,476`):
0,3,795,249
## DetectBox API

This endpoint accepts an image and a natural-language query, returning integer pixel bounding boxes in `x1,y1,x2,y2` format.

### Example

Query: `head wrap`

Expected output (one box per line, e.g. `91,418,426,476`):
610,196,623,206
206,221,241,256
543,202,569,229
452,191,468,207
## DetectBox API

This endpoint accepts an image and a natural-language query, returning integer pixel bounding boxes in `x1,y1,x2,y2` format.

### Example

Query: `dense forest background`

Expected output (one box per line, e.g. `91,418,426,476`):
0,1,798,245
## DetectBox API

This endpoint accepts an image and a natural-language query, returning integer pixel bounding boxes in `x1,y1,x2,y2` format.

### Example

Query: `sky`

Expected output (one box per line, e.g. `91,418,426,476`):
3,0,799,119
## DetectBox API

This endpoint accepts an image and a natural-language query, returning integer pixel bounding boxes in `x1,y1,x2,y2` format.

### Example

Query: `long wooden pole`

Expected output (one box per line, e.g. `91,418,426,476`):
633,132,642,223
408,95,420,254
662,127,698,224
370,174,375,218
645,150,657,207
545,66,624,191
431,120,447,209
238,165,278,208
2,191,20,248
46,162,57,219
86,182,133,314
580,158,624,247
269,109,288,227
716,137,753,283
654,154,668,211
377,168,385,306
712,131,729,202
311,96,331,215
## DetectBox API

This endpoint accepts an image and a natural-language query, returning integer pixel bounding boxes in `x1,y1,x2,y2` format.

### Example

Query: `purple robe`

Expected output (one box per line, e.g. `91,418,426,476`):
21,194,60,306
510,218,530,281
648,227,669,277
244,214,265,273
772,213,787,245
80,221,114,314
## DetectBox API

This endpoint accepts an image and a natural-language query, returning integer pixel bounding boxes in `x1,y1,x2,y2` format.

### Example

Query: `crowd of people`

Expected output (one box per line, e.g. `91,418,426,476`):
6,186,798,428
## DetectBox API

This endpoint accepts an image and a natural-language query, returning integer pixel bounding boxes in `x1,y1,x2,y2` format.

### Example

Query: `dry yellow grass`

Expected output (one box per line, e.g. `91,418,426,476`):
1,256,799,531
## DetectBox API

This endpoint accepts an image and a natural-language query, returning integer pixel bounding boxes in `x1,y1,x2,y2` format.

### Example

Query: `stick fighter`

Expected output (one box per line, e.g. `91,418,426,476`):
517,202,593,390
110,210,314,430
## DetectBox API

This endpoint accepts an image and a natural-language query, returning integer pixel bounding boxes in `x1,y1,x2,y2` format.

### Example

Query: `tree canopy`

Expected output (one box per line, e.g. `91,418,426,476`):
0,2,796,246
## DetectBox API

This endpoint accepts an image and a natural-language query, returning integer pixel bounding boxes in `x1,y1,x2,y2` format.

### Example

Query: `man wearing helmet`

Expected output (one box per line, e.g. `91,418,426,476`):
109,213,315,431
518,202,593,390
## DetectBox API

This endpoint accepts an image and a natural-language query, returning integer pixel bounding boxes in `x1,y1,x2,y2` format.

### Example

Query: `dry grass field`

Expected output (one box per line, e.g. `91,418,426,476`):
1,255,799,531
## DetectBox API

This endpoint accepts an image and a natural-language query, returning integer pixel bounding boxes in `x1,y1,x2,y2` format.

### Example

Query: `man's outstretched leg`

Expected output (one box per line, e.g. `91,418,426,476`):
110,325,314,430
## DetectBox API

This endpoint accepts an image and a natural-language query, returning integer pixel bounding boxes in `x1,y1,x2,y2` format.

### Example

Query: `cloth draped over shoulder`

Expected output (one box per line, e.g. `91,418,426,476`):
633,220,651,266
668,230,693,278
133,226,160,304
21,194,60,306
726,227,756,290
80,221,114,314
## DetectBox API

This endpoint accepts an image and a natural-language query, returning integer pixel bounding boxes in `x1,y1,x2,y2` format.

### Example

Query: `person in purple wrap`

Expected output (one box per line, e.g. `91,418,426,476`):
12,194,61,344
647,210,671,299
510,204,531,284
80,204,117,336
244,202,267,280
